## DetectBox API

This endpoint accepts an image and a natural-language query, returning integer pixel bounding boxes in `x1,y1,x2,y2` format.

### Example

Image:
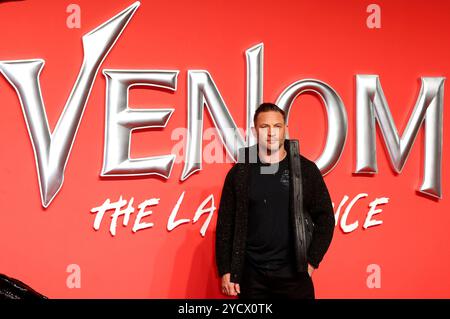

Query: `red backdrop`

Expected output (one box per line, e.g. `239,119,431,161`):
0,0,449,298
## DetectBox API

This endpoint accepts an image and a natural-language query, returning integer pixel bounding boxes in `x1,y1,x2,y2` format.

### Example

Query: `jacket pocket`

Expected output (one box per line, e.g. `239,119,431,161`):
304,209,315,250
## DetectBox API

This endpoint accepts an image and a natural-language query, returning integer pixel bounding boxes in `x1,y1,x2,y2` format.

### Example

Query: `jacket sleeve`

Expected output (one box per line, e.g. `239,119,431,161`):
305,162,335,269
215,166,237,277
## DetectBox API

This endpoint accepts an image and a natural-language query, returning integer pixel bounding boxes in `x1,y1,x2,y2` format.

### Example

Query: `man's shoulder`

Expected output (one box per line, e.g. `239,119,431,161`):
299,154,317,169
225,160,243,178
299,154,324,181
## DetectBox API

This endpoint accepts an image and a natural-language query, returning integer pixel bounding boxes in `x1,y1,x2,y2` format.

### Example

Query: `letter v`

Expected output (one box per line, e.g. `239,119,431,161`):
0,2,140,208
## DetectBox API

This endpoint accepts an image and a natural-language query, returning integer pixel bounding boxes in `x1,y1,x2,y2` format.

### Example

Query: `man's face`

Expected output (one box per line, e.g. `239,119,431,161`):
253,111,286,154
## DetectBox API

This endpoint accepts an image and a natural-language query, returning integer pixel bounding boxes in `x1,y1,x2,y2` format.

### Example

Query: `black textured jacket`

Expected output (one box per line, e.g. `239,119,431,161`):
215,138,335,283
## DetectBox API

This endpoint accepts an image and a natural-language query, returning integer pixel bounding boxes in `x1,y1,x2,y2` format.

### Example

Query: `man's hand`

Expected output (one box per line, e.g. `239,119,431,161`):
221,273,240,296
307,264,315,277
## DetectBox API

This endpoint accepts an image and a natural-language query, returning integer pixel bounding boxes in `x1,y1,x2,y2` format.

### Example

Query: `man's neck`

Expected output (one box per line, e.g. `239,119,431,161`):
258,145,287,164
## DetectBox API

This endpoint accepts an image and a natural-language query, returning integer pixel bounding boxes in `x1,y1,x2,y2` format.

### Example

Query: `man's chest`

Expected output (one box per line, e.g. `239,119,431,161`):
249,164,290,203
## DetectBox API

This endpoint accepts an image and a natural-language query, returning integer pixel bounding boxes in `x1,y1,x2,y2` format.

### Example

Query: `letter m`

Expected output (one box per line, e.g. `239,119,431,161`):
356,75,445,198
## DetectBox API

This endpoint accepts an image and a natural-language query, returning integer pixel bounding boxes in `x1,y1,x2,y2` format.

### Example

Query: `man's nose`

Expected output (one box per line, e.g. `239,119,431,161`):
268,127,276,135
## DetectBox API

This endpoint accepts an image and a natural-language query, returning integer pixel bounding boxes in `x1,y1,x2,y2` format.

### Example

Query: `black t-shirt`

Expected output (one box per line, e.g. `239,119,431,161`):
245,152,296,277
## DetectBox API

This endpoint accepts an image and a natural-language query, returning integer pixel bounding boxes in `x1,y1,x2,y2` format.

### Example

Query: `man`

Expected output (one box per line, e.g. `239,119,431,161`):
215,102,335,299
